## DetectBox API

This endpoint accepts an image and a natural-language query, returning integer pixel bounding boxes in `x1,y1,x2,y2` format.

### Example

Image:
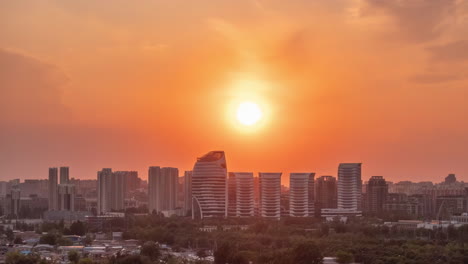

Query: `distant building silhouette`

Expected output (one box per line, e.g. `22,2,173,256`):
289,173,315,217
48,168,59,211
183,171,192,215
259,173,281,219
315,176,337,211
60,167,69,184
97,168,124,214
365,176,388,214
337,163,362,211
192,151,227,219
228,172,255,217
58,184,75,211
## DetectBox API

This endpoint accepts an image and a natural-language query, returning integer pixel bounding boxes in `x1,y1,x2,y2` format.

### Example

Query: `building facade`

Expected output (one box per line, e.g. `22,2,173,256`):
315,176,337,211
366,176,388,214
289,173,315,217
337,163,362,211
228,172,255,217
192,151,228,219
148,166,179,213
259,173,281,219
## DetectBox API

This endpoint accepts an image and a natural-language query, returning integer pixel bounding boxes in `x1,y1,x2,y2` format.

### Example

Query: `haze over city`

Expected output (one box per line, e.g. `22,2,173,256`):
2,0,468,183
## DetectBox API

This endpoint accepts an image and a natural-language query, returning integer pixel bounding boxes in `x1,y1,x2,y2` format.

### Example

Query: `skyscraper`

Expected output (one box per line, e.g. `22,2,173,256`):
192,151,227,219
111,171,126,210
315,176,337,210
228,172,255,217
289,173,315,217
148,166,179,213
183,171,192,215
97,168,112,214
48,168,58,211
259,173,282,219
337,163,362,211
366,176,388,214
60,167,69,184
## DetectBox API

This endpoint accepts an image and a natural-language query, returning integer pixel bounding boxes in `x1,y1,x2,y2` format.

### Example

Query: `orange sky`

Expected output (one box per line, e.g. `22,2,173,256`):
1,0,468,184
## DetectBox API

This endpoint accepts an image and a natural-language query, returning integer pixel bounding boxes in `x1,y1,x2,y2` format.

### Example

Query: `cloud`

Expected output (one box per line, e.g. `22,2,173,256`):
0,48,71,124
427,40,468,62
361,0,459,42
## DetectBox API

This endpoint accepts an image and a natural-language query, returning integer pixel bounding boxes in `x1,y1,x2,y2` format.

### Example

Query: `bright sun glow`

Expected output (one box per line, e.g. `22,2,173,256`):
236,102,263,126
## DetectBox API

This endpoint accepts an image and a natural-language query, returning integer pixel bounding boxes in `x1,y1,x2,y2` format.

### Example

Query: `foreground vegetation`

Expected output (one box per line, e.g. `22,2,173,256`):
5,215,468,264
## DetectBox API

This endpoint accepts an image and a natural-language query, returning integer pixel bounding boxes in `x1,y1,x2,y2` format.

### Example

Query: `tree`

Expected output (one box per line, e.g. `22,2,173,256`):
140,241,161,261
69,250,81,264
13,235,23,244
336,250,353,264
70,221,87,236
5,252,44,264
291,241,323,264
197,249,207,260
78,258,94,264
39,233,57,245
214,242,233,264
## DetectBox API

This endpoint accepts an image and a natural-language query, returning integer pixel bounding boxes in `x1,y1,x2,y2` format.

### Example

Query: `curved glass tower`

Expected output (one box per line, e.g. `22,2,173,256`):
192,151,227,219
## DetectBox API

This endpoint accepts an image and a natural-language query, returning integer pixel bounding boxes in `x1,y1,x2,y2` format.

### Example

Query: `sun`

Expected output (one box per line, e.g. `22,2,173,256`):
236,102,263,126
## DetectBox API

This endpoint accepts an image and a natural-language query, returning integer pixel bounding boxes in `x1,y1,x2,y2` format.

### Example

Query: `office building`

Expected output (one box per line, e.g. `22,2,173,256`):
289,173,315,217
337,163,362,211
259,173,281,219
315,176,337,210
228,172,255,217
192,151,228,219
366,176,388,214
148,166,178,213
48,168,59,211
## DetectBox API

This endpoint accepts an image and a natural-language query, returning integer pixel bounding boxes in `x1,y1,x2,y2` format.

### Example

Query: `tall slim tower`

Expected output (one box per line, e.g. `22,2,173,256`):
58,184,75,211
337,163,362,211
228,172,255,217
192,151,227,219
289,173,315,217
97,168,113,214
183,171,192,215
60,167,69,184
48,168,58,211
259,173,282,219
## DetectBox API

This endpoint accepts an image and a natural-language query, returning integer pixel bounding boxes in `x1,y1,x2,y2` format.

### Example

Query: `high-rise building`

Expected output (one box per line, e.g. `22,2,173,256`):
60,167,70,184
97,168,112,214
58,184,76,211
10,187,21,217
111,172,125,211
289,173,315,217
228,172,255,217
337,163,362,211
259,173,281,219
192,151,227,219
124,171,140,196
315,176,337,210
48,168,59,211
366,176,388,214
183,171,192,215
148,167,178,213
